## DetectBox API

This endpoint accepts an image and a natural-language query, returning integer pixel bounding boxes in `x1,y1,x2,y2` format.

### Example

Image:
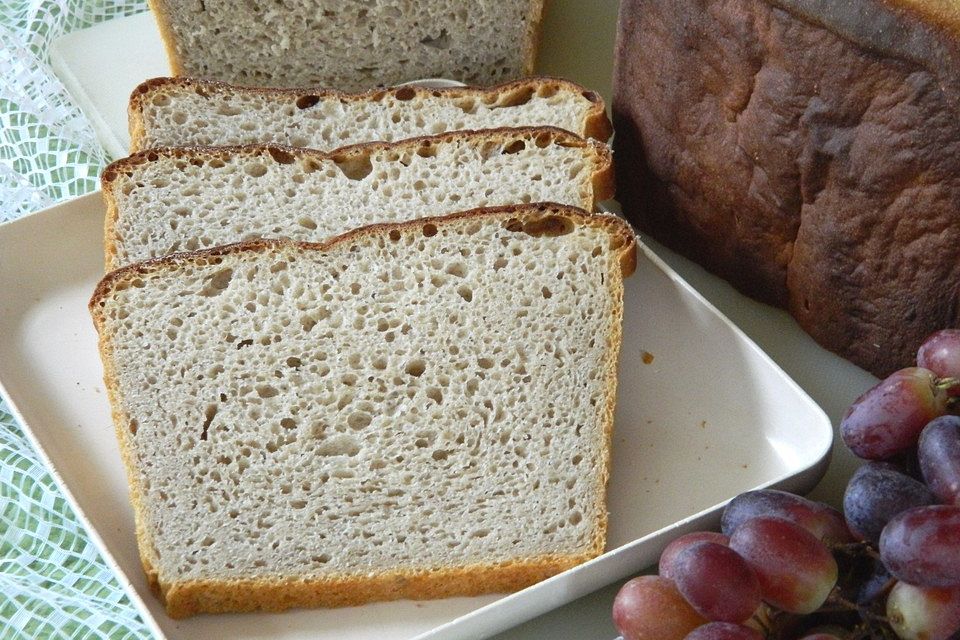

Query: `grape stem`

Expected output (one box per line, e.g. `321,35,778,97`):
830,541,881,562
939,376,960,407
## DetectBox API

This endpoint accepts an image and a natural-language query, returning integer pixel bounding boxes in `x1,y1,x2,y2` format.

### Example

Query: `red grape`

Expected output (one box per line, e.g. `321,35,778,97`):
843,462,936,544
886,581,960,640
840,368,952,460
919,415,960,505
613,576,707,640
721,490,853,544
672,542,760,623
729,517,838,614
880,505,960,587
684,622,763,640
660,531,730,581
917,329,960,395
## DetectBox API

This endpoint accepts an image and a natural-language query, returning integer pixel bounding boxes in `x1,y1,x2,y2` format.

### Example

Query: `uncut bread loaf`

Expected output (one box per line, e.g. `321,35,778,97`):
89,203,637,617
128,76,612,152
148,0,544,90
102,127,613,270
613,0,960,377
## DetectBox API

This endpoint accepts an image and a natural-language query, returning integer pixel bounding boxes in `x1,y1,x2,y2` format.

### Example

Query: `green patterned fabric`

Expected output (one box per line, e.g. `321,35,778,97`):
1,0,154,637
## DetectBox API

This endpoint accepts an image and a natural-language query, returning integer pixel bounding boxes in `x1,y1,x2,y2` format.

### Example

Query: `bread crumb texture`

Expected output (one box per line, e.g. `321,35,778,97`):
153,0,541,89
135,79,600,150
106,129,608,268
92,206,633,614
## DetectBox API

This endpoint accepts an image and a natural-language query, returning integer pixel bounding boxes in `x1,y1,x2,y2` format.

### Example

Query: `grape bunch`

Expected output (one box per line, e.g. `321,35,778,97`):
612,330,960,640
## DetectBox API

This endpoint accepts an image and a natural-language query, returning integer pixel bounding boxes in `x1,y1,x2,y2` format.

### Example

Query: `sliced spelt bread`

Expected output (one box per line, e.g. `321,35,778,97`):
148,0,544,90
128,76,612,152
102,127,614,271
89,203,637,617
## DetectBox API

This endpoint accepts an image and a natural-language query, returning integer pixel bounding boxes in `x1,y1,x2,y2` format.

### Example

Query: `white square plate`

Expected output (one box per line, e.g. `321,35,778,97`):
0,192,832,640
31,5,841,638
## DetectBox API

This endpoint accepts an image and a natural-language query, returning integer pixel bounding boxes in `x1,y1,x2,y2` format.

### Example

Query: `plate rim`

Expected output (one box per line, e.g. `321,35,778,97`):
0,191,168,640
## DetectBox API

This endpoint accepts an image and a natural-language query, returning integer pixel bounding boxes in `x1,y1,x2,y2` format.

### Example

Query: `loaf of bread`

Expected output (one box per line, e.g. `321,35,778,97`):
101,127,613,270
613,0,960,376
128,76,611,152
148,0,544,89
89,203,637,617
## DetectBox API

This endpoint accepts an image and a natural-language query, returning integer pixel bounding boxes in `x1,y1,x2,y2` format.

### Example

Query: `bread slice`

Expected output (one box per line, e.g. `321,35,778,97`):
148,0,544,90
102,127,614,271
89,202,637,618
128,76,612,152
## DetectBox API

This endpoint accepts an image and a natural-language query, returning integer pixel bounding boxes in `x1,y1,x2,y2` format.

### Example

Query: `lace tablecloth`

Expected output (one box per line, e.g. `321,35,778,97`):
1,1,153,637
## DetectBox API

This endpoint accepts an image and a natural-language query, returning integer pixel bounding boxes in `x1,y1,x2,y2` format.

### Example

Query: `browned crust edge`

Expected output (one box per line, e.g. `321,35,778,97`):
524,0,549,76
127,75,611,152
93,203,636,303
159,554,592,618
89,203,636,618
101,126,614,271
145,0,185,77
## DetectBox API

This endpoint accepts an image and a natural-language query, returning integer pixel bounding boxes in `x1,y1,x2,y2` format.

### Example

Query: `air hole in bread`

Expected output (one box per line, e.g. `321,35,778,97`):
216,103,242,116
455,98,477,114
245,162,268,178
268,148,296,164
347,411,372,430
333,155,373,180
172,112,187,125
502,140,526,154
445,262,466,278
420,28,450,50
405,359,426,377
457,285,473,302
394,87,416,101
198,268,234,297
298,217,317,230
537,85,559,99
200,404,217,441
416,145,437,158
422,223,438,237
295,95,320,109
507,215,575,238
256,384,279,398
534,133,553,148
496,87,535,108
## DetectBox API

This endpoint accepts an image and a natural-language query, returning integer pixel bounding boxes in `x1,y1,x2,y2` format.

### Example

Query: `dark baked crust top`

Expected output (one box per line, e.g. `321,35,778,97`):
613,0,960,376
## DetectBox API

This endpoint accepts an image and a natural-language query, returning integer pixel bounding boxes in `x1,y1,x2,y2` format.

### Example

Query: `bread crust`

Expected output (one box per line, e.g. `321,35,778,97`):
145,0,184,77
101,126,614,271
90,203,636,617
127,75,612,152
159,554,593,619
613,0,960,376
523,0,548,75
